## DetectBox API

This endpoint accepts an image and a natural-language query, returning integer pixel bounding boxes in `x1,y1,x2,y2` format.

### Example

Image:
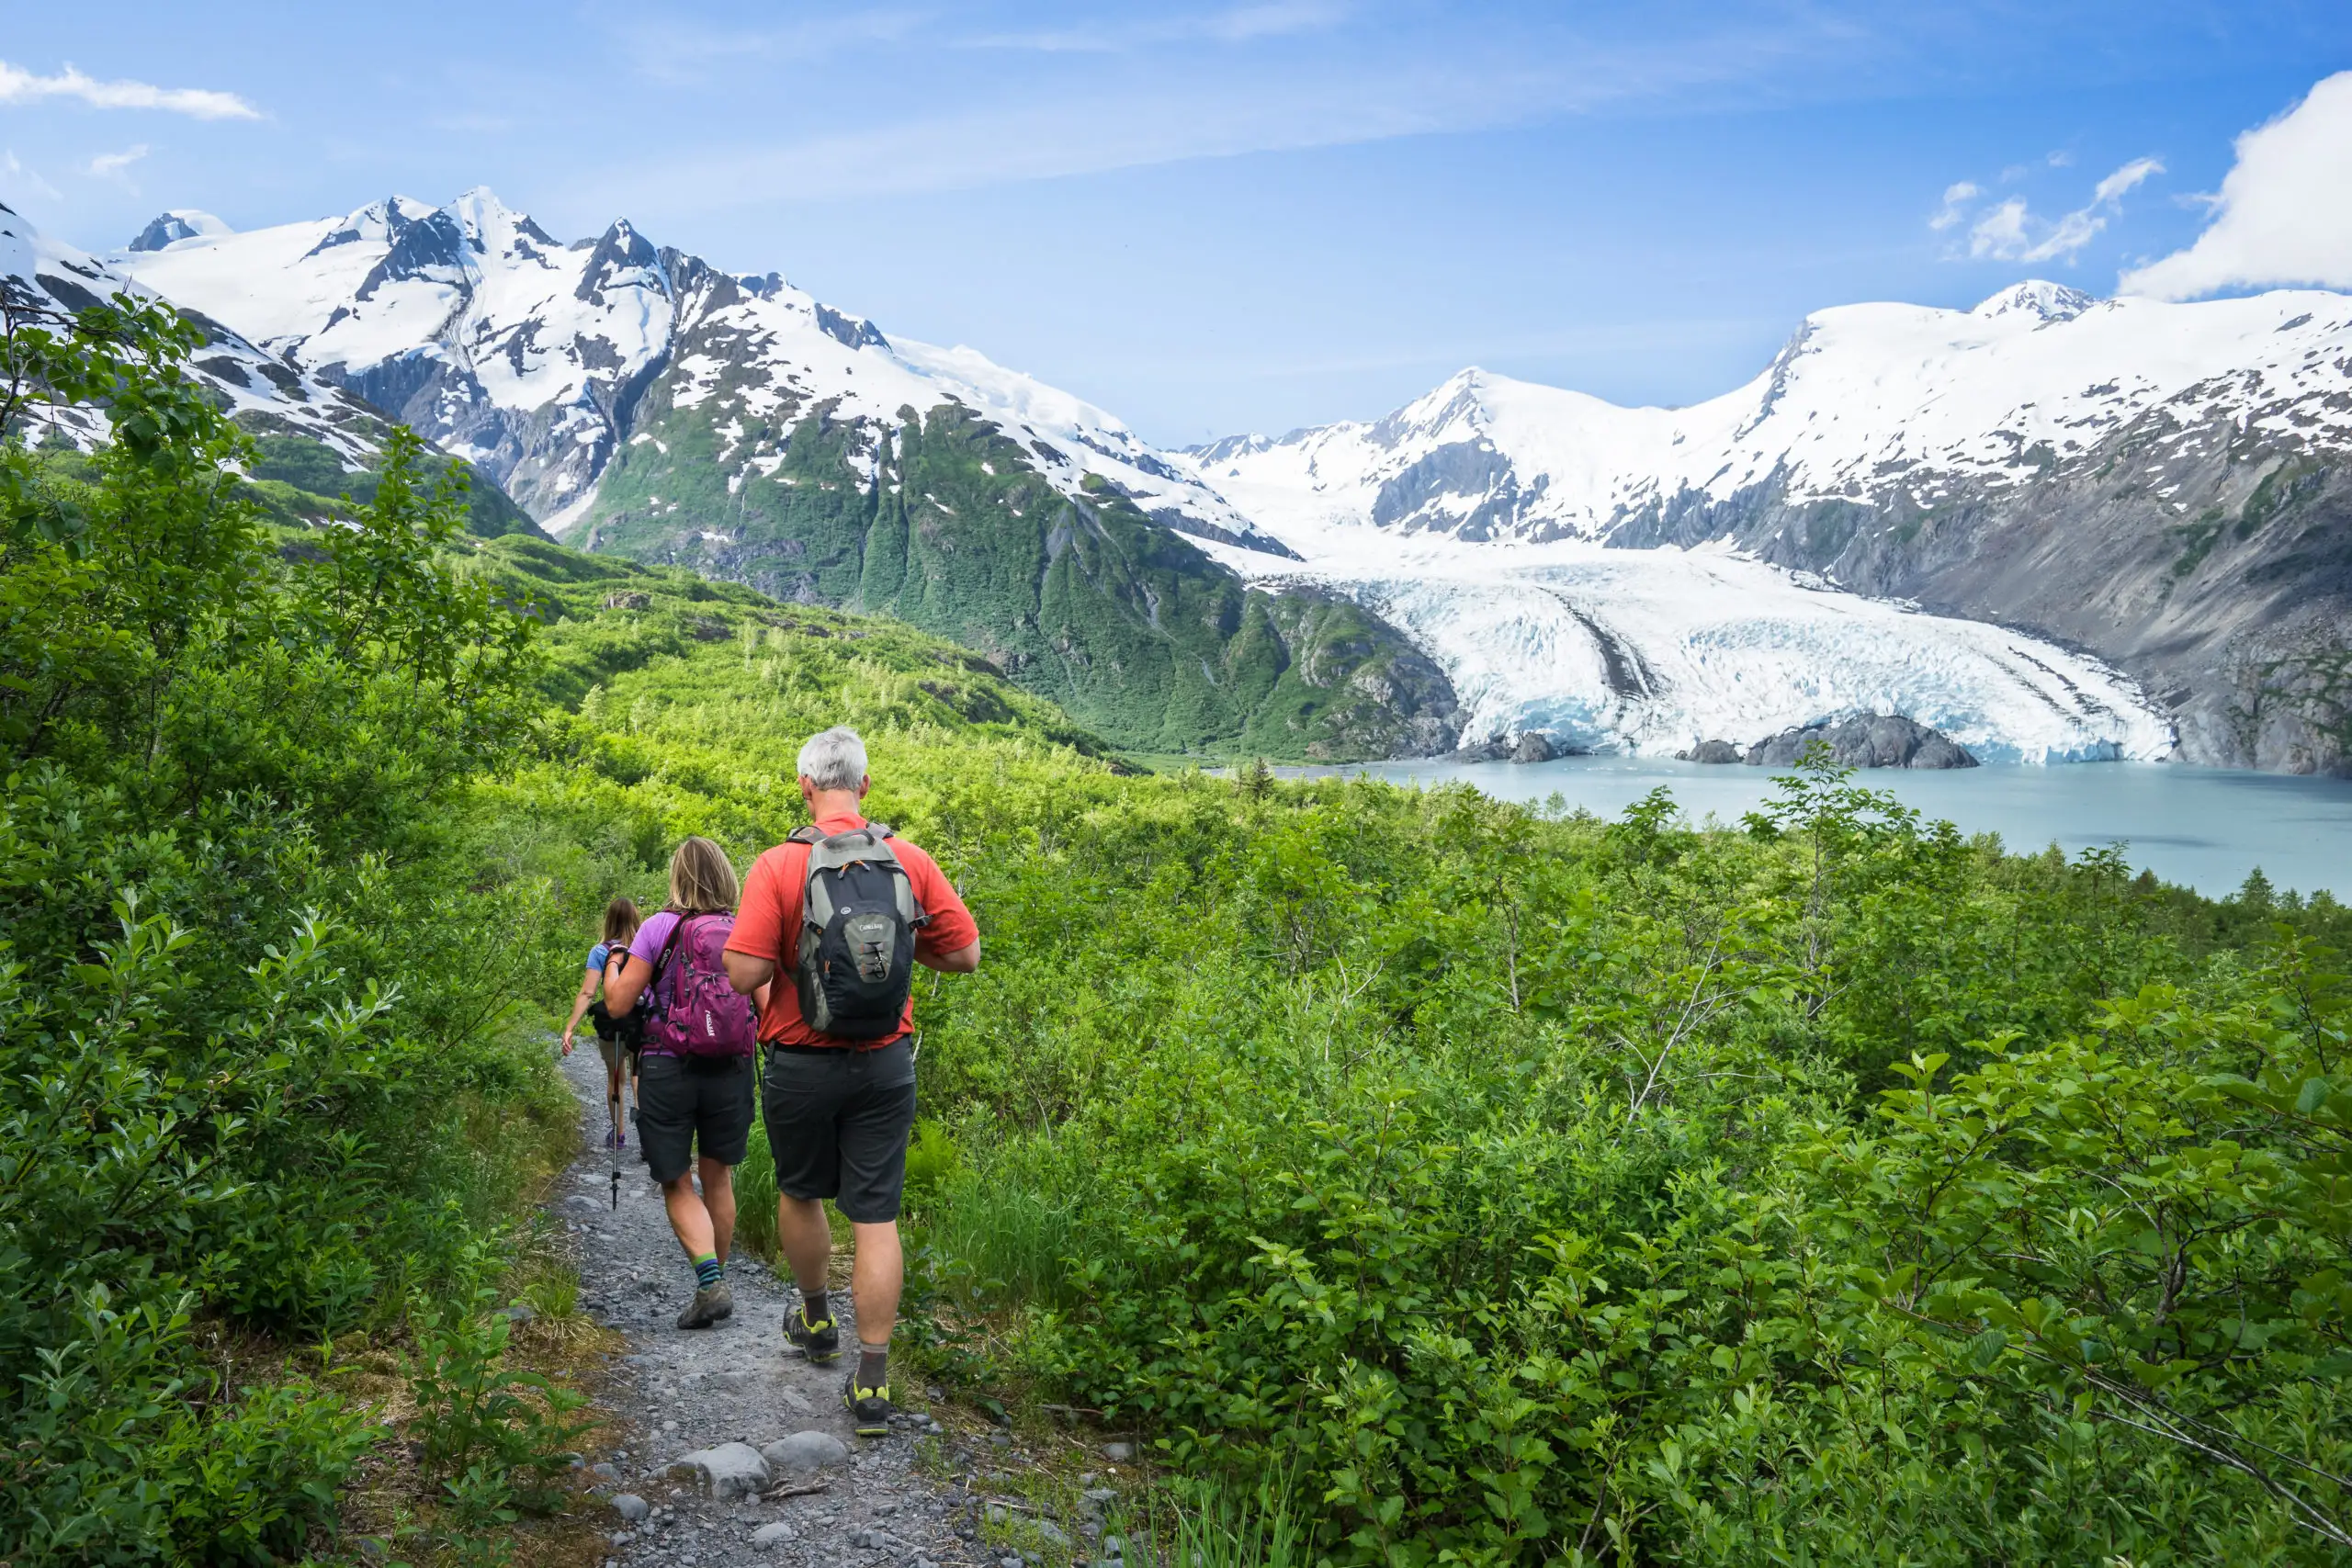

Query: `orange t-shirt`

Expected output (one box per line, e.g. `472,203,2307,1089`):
726,814,978,1047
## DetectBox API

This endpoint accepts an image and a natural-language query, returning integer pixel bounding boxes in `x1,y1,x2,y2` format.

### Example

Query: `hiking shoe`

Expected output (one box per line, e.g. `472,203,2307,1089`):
783,1302,840,1364
842,1372,894,1437
676,1281,732,1330
605,1125,627,1150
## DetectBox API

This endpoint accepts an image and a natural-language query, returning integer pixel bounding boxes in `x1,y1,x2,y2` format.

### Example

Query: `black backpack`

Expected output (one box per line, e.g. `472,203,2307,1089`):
789,824,931,1041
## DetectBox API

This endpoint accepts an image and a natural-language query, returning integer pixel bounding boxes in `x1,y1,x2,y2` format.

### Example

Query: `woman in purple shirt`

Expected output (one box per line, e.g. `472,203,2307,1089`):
602,839,760,1329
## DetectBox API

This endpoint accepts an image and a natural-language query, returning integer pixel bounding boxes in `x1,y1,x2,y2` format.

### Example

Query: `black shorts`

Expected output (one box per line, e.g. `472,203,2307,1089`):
761,1040,918,1224
635,1053,757,1185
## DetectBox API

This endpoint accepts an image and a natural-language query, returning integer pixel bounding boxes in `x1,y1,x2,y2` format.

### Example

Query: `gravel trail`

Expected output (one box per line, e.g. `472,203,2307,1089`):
548,1044,1003,1568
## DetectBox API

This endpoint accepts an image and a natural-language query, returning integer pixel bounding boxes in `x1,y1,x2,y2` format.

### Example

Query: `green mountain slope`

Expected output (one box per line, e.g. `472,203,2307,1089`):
473,533,1118,761
582,395,1457,760
243,428,541,540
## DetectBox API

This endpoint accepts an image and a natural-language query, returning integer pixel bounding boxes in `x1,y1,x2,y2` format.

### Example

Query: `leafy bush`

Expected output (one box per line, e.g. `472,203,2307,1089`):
406,1295,593,1519
0,288,554,1562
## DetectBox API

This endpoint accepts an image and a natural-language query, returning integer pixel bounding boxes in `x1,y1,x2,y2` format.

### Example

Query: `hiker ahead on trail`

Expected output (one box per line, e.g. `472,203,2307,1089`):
561,896,645,1149
722,725,979,1437
603,839,763,1329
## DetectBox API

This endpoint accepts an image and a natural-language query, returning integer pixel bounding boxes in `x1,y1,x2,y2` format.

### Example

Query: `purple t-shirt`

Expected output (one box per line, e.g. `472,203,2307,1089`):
627,911,684,1055
627,910,682,969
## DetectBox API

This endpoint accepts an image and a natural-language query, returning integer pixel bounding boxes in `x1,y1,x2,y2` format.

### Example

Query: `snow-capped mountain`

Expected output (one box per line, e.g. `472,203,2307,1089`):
81,184,2352,772
1192,282,2352,773
3,200,399,467
1193,282,2352,544
115,188,1278,551
105,189,1452,761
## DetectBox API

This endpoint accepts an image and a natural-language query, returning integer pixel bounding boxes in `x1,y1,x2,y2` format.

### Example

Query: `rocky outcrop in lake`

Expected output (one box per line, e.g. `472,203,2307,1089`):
1680,716,1977,769
1747,716,1976,769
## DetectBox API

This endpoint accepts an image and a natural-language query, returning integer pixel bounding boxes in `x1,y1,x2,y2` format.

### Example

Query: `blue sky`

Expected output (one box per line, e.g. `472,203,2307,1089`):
4,2,2349,443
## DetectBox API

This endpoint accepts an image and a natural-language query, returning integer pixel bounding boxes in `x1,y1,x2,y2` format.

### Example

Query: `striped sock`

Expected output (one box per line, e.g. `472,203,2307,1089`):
693,1252,723,1290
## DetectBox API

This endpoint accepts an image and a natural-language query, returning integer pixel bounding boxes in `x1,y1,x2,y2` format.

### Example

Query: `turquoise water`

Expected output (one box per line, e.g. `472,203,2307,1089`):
1284,756,2352,900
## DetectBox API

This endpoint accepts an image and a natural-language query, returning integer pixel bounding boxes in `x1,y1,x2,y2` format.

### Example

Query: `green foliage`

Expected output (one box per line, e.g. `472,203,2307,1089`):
406,1294,594,1519
0,291,562,1562
476,557,2352,1565
242,429,541,540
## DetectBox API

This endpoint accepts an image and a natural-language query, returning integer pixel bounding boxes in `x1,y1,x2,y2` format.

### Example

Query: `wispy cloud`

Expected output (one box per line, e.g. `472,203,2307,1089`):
614,10,930,86
1928,180,1979,231
1952,155,2162,263
2,149,63,201
969,1,1348,53
83,142,149,189
1966,197,2027,257
0,59,261,120
585,9,1868,214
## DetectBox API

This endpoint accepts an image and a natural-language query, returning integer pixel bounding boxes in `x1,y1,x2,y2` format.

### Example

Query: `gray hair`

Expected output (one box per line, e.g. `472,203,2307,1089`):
797,726,869,792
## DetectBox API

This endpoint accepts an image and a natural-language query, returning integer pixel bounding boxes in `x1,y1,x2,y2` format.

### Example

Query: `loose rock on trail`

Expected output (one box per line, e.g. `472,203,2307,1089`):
548,1044,995,1568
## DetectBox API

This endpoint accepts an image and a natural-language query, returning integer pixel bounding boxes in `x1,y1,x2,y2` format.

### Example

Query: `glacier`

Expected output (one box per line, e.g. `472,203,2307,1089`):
1179,276,2352,766
1193,518,2176,765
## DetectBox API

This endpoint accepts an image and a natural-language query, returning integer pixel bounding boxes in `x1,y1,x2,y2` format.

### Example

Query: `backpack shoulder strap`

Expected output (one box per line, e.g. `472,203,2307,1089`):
867,834,932,927
651,912,693,991
787,825,826,845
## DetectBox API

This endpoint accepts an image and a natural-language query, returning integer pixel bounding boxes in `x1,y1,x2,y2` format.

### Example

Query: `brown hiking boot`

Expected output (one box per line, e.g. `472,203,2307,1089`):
676,1280,732,1329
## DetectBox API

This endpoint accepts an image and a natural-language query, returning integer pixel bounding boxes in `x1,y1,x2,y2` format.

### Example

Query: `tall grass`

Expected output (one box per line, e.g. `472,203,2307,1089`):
920,1163,1085,1306
735,1119,781,1263
1165,1474,1316,1568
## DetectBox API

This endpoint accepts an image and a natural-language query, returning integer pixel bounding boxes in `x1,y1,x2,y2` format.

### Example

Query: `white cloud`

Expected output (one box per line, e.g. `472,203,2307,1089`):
0,59,260,120
2120,70,2352,299
1968,197,2028,258
2088,155,2162,206
3,148,63,201
1928,180,1980,231
84,143,149,188
1962,156,2160,263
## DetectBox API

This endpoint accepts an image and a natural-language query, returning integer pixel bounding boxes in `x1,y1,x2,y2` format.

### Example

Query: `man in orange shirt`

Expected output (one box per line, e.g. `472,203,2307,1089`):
724,726,979,1435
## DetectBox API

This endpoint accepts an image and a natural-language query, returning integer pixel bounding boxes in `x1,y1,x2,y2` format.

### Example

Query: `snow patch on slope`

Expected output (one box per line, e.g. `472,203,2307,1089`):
3,203,387,463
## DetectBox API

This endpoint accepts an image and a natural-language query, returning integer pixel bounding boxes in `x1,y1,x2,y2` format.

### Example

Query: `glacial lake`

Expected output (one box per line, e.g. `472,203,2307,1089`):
1283,755,2352,900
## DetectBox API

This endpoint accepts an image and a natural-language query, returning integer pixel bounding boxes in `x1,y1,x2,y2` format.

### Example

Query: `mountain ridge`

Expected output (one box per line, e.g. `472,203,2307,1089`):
96,188,2352,773
1190,281,2352,773
109,191,1451,761
0,200,541,541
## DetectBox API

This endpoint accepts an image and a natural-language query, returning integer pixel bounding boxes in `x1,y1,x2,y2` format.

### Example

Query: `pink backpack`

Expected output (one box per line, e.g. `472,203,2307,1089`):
647,913,760,1057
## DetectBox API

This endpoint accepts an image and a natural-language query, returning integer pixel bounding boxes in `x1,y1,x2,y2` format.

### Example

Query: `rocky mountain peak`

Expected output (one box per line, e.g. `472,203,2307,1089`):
125,210,232,253
1973,279,2098,322
575,219,666,305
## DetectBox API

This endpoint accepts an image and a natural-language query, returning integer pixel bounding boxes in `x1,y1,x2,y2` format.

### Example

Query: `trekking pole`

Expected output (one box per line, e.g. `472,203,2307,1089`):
610,1082,622,1211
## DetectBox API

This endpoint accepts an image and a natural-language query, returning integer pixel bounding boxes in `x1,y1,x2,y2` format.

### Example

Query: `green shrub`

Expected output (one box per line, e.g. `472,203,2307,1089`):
0,288,551,1563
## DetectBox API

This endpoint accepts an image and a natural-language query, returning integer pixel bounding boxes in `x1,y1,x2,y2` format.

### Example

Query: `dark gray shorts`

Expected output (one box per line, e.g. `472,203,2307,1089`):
761,1040,917,1224
635,1053,757,1185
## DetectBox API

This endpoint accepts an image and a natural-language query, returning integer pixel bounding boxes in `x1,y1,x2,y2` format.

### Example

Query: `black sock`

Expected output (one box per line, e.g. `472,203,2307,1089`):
857,1344,888,1391
802,1291,831,1325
